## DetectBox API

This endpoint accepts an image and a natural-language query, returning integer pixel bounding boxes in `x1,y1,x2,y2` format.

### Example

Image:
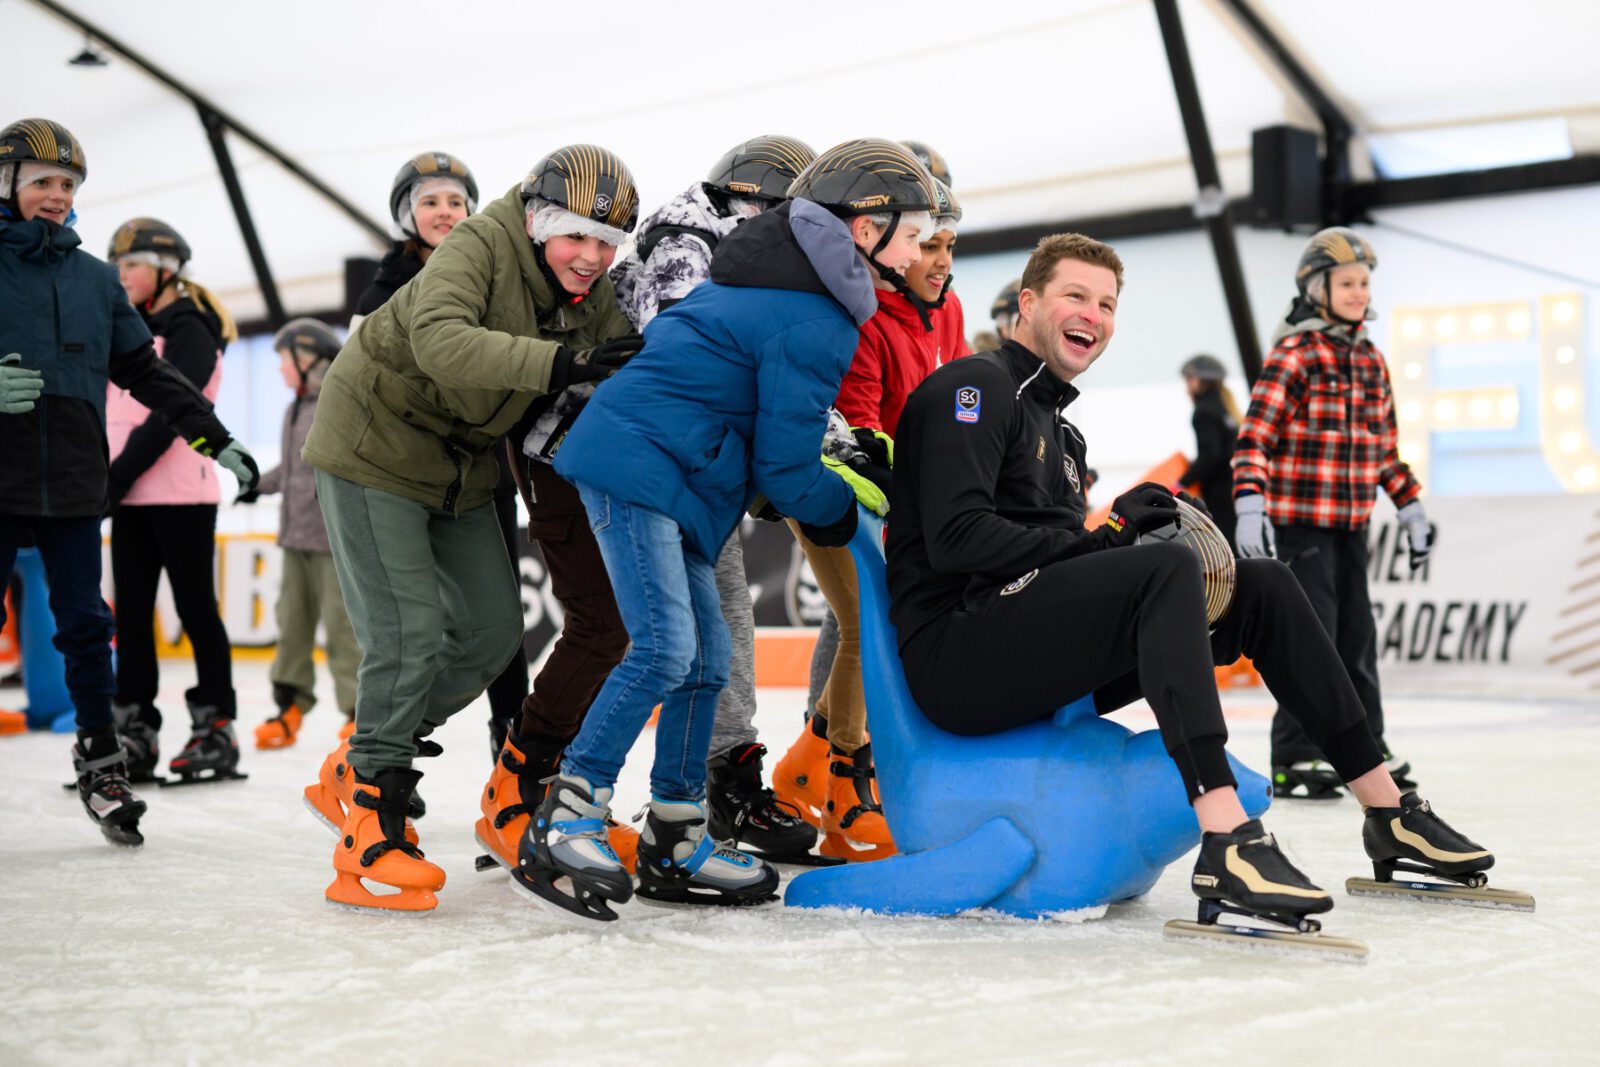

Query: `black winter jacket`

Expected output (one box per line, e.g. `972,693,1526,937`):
354,242,426,316
887,340,1118,645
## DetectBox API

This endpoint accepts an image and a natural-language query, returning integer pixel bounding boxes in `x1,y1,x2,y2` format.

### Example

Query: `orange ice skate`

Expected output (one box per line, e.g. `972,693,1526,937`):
254,704,303,750
772,717,830,828
326,768,445,913
337,717,355,740
0,708,25,736
304,738,416,845
820,742,896,862
476,732,639,874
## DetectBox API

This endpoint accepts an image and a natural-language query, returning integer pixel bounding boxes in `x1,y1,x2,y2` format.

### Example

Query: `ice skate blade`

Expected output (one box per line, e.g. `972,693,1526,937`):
759,850,846,868
99,823,145,848
1163,920,1368,962
159,769,248,789
324,873,437,913
473,828,513,874
1345,877,1535,912
635,883,780,909
508,865,621,924
302,792,341,834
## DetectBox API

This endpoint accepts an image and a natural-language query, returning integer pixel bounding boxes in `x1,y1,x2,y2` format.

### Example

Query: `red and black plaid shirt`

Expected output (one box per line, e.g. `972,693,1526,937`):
1232,326,1420,529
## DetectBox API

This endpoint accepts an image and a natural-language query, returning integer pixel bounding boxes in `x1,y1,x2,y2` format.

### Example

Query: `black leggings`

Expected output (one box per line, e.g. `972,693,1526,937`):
899,543,1385,801
111,504,234,721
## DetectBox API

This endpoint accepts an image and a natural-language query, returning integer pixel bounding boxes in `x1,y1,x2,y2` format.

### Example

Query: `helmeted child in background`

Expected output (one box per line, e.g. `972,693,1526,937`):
352,152,477,321
105,218,245,786
0,118,259,847
247,319,360,750
1232,227,1428,799
523,139,936,923
1177,353,1240,548
774,173,963,862
990,277,1021,342
301,144,641,912
587,135,822,865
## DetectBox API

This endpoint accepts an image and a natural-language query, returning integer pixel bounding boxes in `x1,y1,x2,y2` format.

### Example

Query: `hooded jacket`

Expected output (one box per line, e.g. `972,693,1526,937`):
836,287,971,438
106,298,226,506
302,186,633,513
1233,308,1419,529
0,215,228,518
255,360,333,553
553,199,873,563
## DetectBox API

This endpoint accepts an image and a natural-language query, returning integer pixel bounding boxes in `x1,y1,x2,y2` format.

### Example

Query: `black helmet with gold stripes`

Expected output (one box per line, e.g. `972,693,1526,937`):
108,217,192,265
705,135,816,208
901,139,952,187
786,138,938,218
1295,226,1376,291
521,144,640,233
389,151,478,229
0,117,87,182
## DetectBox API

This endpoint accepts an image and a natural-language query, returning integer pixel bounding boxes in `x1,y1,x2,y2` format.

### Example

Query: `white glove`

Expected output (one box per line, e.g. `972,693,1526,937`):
0,353,44,415
216,440,261,501
1397,500,1432,570
1234,493,1275,559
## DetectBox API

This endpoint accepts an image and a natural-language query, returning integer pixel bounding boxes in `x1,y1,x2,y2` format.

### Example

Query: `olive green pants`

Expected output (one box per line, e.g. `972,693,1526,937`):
269,548,360,717
316,472,525,776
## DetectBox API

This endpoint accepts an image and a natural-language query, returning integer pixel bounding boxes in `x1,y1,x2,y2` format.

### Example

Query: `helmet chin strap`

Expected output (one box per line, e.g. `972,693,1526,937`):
864,209,924,315
532,242,588,314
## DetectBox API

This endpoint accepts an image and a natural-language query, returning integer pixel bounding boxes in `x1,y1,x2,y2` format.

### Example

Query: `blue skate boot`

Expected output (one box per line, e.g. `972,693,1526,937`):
513,773,633,923
636,798,780,908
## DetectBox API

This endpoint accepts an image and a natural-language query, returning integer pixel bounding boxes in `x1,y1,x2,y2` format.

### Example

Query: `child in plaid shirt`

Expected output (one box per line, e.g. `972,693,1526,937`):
1233,227,1433,800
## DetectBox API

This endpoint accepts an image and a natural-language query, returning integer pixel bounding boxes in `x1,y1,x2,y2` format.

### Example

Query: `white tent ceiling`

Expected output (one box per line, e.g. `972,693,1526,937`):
7,0,1598,320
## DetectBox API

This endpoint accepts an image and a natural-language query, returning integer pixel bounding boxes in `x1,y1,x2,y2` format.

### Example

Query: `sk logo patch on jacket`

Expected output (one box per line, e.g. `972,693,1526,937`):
1063,456,1081,492
955,386,981,424
1000,569,1039,596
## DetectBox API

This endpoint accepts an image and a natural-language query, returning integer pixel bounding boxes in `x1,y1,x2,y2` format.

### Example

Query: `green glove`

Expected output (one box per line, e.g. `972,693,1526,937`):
216,441,261,500
822,453,890,517
0,354,44,415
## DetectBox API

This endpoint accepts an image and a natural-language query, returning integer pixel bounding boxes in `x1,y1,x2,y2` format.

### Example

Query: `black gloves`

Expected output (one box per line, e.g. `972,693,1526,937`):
799,500,859,548
1104,481,1178,546
552,333,645,391
1176,490,1210,519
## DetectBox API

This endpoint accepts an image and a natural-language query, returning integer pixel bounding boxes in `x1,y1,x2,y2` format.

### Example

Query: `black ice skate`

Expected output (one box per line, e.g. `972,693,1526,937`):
1164,819,1367,961
708,743,837,867
1271,759,1344,800
162,701,247,787
73,732,148,848
511,774,634,923
113,701,164,784
1346,792,1533,911
636,798,780,909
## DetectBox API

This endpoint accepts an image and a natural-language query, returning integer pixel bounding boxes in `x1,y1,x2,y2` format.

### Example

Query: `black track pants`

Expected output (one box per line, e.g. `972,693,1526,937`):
899,544,1385,800
1270,524,1386,764
485,486,531,739
111,504,234,718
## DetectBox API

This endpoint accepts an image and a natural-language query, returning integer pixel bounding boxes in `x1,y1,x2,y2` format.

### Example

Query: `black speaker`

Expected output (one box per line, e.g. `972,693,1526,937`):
1250,125,1321,229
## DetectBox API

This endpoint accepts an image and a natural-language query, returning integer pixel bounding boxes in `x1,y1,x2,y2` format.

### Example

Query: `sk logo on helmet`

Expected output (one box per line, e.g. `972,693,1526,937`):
954,386,981,424
593,193,612,217
58,146,72,164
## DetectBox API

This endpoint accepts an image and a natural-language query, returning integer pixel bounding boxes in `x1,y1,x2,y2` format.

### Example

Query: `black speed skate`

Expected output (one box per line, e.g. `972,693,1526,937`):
1347,792,1533,911
162,701,247,787
512,774,634,923
636,798,779,909
1164,820,1367,961
708,743,836,867
73,733,148,848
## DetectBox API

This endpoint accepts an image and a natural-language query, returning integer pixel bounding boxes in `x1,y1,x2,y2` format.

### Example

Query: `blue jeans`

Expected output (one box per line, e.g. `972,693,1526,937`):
0,515,115,734
563,485,731,801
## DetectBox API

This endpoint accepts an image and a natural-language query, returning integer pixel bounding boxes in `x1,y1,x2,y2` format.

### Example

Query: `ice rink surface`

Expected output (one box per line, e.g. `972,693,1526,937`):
3,660,1597,1067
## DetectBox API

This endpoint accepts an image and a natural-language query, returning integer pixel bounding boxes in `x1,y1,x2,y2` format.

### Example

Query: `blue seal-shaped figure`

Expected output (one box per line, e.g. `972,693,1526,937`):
784,509,1271,917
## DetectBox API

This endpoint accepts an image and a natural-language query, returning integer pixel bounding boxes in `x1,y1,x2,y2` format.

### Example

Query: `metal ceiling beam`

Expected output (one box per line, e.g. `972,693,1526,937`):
24,0,388,245
958,155,1600,256
1153,0,1265,382
200,107,285,328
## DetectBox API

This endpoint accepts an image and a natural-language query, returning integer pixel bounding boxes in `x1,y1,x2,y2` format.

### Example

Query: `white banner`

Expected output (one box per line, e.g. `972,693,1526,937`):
1367,494,1597,697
